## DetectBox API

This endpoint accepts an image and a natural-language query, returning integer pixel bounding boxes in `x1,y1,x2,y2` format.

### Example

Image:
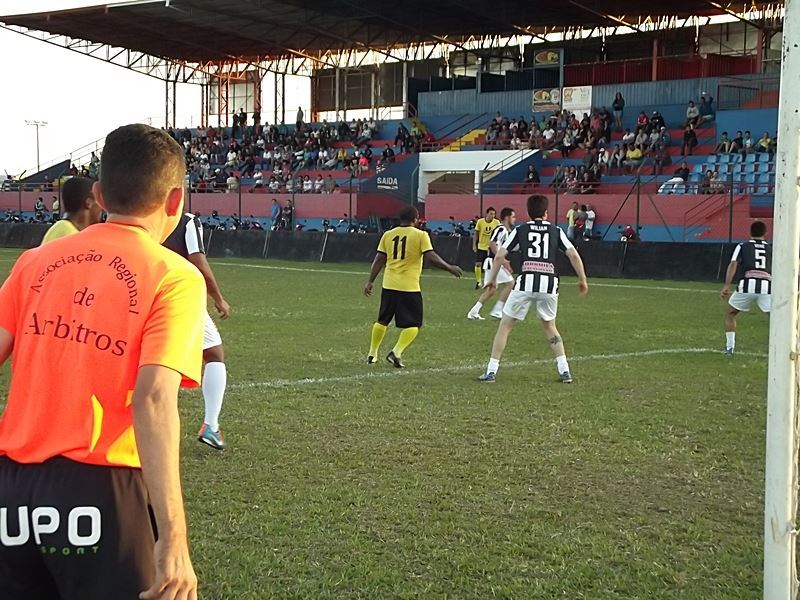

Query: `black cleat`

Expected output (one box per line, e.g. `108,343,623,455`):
367,356,377,364
475,282,481,289
386,351,405,369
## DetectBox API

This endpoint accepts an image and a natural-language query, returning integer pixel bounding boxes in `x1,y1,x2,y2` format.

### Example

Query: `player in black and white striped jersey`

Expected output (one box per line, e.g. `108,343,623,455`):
478,195,588,384
720,221,771,355
467,207,517,320
163,213,231,449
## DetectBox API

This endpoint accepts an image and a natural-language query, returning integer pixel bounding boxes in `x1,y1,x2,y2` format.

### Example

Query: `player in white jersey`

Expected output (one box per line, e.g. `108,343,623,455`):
467,207,517,320
720,220,771,355
479,195,588,383
164,213,231,449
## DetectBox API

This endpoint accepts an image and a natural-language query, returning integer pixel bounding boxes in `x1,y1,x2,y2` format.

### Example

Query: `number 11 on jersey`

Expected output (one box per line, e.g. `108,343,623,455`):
392,235,407,260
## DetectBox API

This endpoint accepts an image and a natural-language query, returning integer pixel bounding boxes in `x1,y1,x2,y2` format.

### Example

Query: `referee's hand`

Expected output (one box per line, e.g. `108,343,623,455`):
140,538,198,600
449,265,463,278
364,282,374,297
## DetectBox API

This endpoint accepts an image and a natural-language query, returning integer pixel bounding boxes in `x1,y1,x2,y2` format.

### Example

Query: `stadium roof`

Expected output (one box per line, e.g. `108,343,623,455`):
0,0,777,64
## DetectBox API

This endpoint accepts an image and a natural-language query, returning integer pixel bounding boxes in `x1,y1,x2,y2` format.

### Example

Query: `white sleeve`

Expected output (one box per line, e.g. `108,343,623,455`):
502,227,519,252
558,228,574,252
185,216,205,255
730,244,741,263
489,226,505,244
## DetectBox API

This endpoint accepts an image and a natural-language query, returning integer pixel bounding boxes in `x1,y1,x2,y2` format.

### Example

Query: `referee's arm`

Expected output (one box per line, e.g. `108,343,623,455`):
0,327,11,367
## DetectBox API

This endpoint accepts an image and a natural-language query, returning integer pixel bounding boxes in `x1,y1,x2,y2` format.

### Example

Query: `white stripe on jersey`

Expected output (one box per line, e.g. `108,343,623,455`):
184,212,204,255
538,275,549,294
739,278,771,295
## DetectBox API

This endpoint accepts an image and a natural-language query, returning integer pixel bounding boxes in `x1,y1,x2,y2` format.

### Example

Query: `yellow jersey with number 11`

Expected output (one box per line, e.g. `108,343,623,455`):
377,226,434,292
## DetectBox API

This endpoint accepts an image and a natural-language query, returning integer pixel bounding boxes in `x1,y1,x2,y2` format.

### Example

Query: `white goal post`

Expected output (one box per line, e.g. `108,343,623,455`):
764,0,800,598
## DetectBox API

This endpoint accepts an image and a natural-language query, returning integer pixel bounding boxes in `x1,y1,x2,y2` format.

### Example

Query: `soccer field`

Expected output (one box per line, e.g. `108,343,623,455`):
0,247,769,599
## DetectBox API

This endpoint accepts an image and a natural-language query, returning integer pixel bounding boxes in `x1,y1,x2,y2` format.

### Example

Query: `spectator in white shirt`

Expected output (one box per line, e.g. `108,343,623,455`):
684,101,700,128
317,148,329,169
226,174,239,191
226,150,238,167
302,175,313,193
622,128,635,145
314,175,325,193
268,177,280,192
542,126,556,146
583,204,596,240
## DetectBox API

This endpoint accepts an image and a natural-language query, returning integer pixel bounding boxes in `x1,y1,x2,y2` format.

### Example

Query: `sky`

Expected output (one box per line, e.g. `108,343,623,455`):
0,1,310,176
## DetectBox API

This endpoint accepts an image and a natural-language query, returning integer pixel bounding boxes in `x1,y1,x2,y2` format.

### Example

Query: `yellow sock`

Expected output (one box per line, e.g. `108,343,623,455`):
392,327,420,358
474,265,482,284
369,323,388,357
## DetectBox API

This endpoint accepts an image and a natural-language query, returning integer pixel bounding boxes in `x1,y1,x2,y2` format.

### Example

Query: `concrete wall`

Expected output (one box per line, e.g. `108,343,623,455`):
714,108,778,140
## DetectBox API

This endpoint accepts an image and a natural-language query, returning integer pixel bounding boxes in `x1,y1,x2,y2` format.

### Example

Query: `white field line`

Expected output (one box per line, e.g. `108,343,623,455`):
229,347,766,390
210,261,717,294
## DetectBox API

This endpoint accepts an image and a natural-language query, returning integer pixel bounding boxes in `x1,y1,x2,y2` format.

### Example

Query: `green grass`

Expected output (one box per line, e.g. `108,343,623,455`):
0,247,768,598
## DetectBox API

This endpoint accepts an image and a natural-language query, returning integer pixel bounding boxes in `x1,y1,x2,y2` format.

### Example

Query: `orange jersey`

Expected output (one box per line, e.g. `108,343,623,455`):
0,222,206,468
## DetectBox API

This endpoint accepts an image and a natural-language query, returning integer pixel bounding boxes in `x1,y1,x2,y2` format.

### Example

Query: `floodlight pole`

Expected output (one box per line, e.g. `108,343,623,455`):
764,0,800,598
25,120,48,172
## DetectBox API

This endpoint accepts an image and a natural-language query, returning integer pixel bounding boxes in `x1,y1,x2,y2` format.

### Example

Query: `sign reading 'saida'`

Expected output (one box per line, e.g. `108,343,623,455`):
377,176,399,190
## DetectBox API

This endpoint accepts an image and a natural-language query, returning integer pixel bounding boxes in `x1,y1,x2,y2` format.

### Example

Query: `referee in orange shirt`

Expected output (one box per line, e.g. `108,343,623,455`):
0,124,205,599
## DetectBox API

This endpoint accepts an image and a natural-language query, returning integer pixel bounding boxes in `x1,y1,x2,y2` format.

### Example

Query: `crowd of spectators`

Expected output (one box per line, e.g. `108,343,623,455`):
494,92,720,193
168,110,422,195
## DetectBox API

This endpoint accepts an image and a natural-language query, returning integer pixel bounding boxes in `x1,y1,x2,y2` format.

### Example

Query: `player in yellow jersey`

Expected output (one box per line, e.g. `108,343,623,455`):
473,207,500,289
40,176,104,244
364,206,463,367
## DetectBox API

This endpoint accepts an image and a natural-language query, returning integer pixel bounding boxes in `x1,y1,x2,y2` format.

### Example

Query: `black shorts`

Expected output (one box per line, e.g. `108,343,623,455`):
378,289,423,328
0,456,155,600
475,249,488,264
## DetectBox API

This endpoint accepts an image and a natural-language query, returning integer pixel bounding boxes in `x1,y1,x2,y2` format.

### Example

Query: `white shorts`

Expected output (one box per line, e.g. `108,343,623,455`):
203,310,223,350
728,292,771,313
502,289,559,322
484,266,514,287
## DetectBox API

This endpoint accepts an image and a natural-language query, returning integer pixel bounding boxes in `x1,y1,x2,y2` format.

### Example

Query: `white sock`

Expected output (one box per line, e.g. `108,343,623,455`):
202,362,227,432
492,301,505,313
470,301,483,315
556,355,569,374
726,331,736,350
487,358,500,373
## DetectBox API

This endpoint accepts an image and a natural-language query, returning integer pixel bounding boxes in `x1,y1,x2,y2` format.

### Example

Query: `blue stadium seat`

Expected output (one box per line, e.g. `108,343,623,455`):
744,163,756,173
745,153,756,163
693,164,705,173
718,154,730,164
758,152,770,162
707,154,718,164
688,173,702,182
730,153,743,164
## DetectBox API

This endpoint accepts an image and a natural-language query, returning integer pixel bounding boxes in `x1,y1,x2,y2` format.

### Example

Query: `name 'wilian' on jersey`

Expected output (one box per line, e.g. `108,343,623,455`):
732,239,772,295
502,220,574,294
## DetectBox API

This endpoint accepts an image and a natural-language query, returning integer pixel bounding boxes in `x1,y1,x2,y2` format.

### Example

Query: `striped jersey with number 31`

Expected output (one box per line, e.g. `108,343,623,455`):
502,220,574,294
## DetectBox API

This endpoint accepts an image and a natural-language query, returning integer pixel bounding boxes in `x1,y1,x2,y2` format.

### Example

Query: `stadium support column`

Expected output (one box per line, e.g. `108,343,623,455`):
165,74,177,129
764,1,800,598
651,39,658,81
402,62,409,118
335,68,341,120
274,72,285,125
371,70,376,120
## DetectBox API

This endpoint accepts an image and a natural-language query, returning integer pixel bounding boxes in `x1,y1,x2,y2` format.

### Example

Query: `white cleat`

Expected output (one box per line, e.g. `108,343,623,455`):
489,310,503,319
467,313,485,320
